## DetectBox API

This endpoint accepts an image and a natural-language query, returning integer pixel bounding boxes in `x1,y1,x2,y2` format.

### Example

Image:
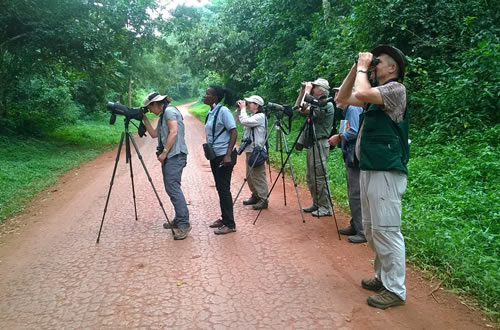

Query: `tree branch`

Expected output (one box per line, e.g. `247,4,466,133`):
0,33,29,50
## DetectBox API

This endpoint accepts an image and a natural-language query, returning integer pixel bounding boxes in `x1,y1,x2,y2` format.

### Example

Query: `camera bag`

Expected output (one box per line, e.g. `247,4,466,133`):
248,125,268,168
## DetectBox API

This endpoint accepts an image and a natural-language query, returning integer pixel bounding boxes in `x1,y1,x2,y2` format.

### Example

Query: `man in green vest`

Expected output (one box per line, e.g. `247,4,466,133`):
295,78,335,217
337,45,409,309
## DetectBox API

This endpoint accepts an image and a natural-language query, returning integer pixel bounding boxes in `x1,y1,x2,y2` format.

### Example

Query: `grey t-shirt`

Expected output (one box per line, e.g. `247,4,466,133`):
159,105,188,158
355,81,406,160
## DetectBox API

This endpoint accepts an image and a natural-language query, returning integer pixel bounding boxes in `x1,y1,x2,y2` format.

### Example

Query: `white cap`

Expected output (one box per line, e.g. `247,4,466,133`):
244,95,264,106
312,78,330,90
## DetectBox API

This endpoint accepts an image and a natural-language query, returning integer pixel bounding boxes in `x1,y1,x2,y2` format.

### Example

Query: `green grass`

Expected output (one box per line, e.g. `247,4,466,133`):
0,114,127,220
189,101,210,121
403,127,499,320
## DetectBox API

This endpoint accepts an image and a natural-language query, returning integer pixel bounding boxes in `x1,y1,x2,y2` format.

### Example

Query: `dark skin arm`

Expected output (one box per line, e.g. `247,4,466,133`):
222,128,237,166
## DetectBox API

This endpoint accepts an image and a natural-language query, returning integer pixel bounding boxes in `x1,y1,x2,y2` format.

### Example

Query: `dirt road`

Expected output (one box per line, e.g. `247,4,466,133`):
0,103,490,329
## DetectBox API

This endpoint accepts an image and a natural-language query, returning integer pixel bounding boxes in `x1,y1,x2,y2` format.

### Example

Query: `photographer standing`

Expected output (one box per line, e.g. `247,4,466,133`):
235,95,269,210
141,92,190,240
295,78,334,217
203,85,238,235
328,91,366,244
337,45,409,309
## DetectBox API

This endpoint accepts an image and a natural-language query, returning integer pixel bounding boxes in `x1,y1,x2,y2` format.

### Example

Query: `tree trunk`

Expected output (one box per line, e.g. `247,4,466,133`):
127,77,132,107
322,0,331,24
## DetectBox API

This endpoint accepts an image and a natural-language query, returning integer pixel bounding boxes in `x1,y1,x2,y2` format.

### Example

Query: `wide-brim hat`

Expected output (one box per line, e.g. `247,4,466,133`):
312,78,330,90
244,95,264,106
144,92,168,106
370,45,408,81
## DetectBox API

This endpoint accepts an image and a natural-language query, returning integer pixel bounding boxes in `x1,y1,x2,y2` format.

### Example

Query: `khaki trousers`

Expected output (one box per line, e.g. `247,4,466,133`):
306,139,332,213
360,170,407,300
245,153,269,200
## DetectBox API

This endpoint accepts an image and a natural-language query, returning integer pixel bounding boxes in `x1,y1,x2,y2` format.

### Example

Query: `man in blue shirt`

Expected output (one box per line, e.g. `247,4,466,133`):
328,90,366,243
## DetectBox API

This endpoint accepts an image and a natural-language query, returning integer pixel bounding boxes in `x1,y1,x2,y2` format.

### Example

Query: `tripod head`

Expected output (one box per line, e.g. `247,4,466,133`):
264,102,295,132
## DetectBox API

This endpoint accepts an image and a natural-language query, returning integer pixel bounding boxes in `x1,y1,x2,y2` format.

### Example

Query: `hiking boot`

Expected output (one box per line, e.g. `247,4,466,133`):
252,199,268,210
163,221,178,229
338,226,356,236
348,234,367,244
303,205,318,213
214,225,236,235
209,219,223,228
173,226,191,240
243,195,259,205
367,288,405,309
311,209,332,217
361,277,384,291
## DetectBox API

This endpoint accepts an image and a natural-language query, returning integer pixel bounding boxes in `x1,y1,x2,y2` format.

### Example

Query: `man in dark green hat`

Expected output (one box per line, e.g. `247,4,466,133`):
337,45,409,309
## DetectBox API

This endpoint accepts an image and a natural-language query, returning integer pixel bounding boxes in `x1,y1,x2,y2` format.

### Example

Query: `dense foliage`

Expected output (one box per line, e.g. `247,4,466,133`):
0,0,199,135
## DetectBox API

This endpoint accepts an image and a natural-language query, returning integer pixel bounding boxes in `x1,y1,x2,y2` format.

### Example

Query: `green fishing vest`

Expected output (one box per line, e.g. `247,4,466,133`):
359,103,409,174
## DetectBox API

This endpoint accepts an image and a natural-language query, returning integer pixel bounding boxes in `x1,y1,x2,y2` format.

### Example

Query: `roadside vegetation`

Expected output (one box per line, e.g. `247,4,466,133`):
0,98,194,221
1,0,498,321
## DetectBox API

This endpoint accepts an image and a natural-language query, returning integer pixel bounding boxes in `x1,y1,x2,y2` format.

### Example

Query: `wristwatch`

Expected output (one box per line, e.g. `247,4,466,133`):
357,69,368,73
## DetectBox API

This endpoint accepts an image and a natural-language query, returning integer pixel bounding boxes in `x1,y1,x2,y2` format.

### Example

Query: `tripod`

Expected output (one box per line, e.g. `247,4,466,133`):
96,118,174,243
233,116,303,224
255,108,341,240
252,115,306,225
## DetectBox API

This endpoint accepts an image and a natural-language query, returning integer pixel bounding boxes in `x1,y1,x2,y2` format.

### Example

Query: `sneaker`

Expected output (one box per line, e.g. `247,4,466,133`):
163,221,178,229
361,278,384,291
367,288,405,309
348,234,367,244
338,226,356,236
311,209,332,217
303,205,318,213
243,195,259,205
214,225,236,235
209,219,223,228
252,199,268,210
173,226,191,240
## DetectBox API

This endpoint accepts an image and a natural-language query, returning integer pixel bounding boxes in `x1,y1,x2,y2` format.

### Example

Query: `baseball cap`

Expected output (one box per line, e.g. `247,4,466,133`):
244,95,264,106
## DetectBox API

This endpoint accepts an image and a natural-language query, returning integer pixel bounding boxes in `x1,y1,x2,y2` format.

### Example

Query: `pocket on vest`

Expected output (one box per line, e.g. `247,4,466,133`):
360,135,401,170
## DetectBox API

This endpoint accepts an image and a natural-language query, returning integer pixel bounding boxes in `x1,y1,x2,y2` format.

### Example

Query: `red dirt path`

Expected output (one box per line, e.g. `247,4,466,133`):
0,103,492,329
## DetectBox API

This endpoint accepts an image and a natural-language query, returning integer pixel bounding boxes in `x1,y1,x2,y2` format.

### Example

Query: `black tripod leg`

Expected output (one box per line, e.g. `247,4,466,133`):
309,123,341,240
279,129,306,223
232,177,249,206
125,132,138,221
311,136,320,218
254,119,308,225
279,127,287,206
127,132,175,236
96,132,125,243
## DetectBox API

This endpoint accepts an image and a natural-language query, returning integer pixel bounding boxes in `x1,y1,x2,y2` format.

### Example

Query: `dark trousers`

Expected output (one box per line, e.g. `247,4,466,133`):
346,164,363,235
210,155,235,229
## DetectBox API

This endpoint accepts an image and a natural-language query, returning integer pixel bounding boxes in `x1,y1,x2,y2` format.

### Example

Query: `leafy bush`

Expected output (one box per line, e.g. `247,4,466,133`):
12,73,79,135
404,126,500,318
